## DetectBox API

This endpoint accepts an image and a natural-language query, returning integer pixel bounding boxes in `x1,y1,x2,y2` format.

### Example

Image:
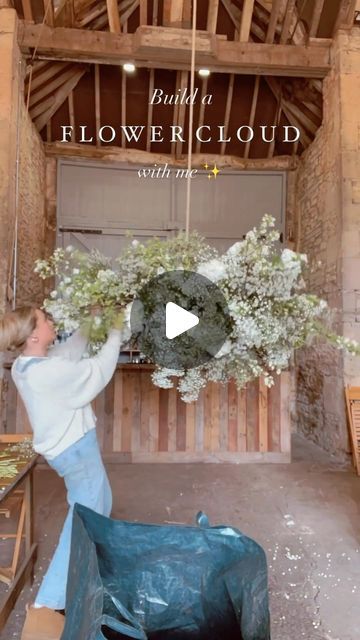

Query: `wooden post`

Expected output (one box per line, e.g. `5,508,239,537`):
106,0,121,32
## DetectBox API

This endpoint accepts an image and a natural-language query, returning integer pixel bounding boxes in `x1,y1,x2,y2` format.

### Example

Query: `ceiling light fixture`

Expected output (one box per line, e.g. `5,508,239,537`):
198,69,211,77
123,63,136,73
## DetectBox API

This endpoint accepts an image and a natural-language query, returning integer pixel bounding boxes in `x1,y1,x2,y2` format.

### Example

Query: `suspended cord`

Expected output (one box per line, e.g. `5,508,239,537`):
185,0,197,240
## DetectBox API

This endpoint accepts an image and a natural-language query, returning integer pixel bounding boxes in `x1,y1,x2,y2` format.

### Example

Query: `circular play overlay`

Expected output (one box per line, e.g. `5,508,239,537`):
130,270,231,370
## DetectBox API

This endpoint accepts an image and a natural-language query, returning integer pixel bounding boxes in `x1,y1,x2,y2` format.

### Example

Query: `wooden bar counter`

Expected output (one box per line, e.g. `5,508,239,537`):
3,364,291,463
93,365,291,463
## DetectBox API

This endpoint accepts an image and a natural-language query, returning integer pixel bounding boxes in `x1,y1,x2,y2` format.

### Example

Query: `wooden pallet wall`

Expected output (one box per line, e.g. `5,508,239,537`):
2,365,291,463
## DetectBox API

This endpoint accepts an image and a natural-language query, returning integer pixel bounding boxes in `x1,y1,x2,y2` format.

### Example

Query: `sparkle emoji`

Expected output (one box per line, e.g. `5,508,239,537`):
211,164,220,178
204,163,221,180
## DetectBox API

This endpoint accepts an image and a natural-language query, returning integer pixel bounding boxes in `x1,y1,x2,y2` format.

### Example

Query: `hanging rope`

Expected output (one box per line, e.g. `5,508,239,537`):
185,0,197,240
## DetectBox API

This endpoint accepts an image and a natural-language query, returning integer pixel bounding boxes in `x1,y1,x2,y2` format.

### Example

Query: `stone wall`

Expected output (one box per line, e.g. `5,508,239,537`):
15,101,46,306
294,29,360,456
0,8,46,311
0,8,47,430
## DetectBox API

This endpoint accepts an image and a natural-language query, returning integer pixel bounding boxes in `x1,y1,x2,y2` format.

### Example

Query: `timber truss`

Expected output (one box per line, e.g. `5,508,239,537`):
6,0,358,159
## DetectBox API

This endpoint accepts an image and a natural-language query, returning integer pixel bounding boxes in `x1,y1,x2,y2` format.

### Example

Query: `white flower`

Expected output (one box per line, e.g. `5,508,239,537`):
214,340,232,359
72,268,80,275
281,248,297,263
131,239,140,247
50,290,58,298
197,258,226,282
226,241,242,256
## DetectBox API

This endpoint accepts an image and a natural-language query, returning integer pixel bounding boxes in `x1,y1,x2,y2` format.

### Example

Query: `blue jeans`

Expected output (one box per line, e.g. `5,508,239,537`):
35,428,112,610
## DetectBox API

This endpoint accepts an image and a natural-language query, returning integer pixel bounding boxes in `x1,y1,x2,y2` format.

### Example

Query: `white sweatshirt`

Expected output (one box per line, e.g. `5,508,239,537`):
11,329,123,460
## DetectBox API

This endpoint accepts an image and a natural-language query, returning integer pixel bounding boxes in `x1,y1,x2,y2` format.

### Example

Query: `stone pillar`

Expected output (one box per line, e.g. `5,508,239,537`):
0,8,23,428
295,28,360,456
0,8,23,314
336,31,360,380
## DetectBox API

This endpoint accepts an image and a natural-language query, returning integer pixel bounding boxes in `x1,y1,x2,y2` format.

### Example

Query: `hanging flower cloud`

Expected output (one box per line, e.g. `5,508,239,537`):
34,216,360,402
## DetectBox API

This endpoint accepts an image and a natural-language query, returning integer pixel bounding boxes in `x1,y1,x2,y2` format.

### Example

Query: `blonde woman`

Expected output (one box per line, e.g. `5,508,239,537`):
0,306,127,638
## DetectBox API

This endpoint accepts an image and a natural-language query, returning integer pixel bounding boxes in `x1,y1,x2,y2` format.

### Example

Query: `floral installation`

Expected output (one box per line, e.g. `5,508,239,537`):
35,216,359,402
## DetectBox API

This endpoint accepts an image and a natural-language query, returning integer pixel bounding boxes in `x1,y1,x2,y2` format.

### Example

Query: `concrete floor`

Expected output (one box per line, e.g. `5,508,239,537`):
1,434,360,640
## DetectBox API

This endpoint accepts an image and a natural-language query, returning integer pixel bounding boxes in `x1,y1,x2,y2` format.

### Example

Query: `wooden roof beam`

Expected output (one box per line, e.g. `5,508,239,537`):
140,0,147,25
19,24,332,77
106,0,121,32
45,141,299,171
33,67,86,132
22,0,33,22
55,0,74,27
163,0,190,28
280,0,296,44
244,75,260,159
266,0,282,43
43,0,55,27
309,0,325,38
238,0,255,42
220,74,234,155
195,76,209,154
163,0,182,27
207,0,219,33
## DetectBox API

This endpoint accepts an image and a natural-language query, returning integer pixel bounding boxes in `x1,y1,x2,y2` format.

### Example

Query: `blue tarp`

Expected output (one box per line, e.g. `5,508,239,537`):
61,504,271,640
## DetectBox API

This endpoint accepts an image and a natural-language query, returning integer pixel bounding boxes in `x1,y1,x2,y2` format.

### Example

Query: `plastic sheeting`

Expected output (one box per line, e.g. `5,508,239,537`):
61,504,271,640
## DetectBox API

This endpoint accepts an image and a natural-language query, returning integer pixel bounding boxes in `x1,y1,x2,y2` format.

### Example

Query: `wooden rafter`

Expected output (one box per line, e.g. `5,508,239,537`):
43,0,54,27
266,0,282,43
267,97,282,158
121,67,126,147
152,0,159,25
22,0,33,22
33,67,87,132
220,74,234,155
280,0,296,44
309,0,325,38
239,0,255,42
29,65,75,108
27,62,69,92
146,68,154,152
162,0,190,27
195,76,208,154
174,70,188,158
140,0,147,25
244,75,260,159
283,99,318,135
19,25,332,77
95,64,101,146
221,0,239,36
106,0,121,32
78,3,109,28
55,0,75,27
45,141,299,171
78,0,134,30
68,89,75,130
106,0,121,33
265,76,312,148
207,0,219,33
182,0,191,28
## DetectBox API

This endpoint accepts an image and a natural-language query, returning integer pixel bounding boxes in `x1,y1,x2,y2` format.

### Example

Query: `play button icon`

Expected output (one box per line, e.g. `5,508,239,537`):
166,302,199,339
130,270,231,371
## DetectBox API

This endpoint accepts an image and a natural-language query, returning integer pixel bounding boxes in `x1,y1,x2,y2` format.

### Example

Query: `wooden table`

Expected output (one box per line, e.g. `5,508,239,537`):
0,435,38,632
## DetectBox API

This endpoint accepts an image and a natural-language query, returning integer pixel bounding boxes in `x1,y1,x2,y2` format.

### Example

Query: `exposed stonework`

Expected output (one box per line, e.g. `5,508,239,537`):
0,8,46,310
0,8,46,429
295,29,360,457
15,101,46,306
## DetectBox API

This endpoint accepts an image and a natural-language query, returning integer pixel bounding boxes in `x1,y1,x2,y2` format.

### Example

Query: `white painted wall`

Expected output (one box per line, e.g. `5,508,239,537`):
57,159,286,256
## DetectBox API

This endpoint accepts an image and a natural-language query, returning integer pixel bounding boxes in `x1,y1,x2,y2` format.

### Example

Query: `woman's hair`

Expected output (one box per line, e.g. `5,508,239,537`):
0,307,37,352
